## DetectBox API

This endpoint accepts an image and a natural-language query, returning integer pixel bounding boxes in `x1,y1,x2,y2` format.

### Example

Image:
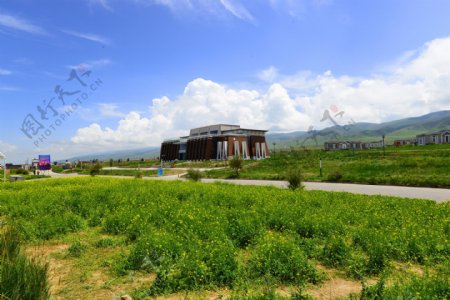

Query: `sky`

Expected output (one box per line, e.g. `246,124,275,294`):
1,0,450,163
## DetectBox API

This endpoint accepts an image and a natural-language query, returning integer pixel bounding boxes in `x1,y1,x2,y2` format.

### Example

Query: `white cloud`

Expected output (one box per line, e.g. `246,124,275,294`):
68,58,112,70
220,0,255,23
71,78,312,149
87,0,113,11
0,141,17,154
0,68,12,75
0,12,47,35
68,36,450,152
258,66,279,82
98,103,126,118
61,29,111,45
0,86,21,92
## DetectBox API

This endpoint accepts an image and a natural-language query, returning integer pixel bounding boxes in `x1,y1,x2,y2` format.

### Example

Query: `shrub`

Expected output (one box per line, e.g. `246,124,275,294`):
89,162,102,176
94,238,115,248
186,169,202,181
229,156,244,176
226,210,264,248
286,166,303,191
327,170,343,182
135,171,143,179
14,168,29,175
321,236,351,268
247,232,321,285
67,241,87,257
366,246,388,276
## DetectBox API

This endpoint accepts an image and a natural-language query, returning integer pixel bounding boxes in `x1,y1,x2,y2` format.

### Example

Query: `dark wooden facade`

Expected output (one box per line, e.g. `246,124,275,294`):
161,135,269,161
160,141,180,161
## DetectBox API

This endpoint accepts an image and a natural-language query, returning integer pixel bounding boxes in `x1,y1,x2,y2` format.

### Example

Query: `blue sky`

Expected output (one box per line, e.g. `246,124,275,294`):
1,0,450,163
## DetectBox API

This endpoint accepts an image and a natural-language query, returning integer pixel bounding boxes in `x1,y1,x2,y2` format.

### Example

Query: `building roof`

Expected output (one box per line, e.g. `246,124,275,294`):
417,129,450,137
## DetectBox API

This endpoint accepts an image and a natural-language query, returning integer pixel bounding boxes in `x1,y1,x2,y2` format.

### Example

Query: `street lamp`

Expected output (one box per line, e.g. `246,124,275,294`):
0,152,6,183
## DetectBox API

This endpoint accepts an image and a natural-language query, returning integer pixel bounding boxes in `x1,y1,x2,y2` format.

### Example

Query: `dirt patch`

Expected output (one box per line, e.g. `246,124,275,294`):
308,277,361,300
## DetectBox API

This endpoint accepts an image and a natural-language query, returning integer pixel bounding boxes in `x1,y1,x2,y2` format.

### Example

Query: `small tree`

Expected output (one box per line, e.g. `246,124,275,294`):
286,166,303,191
90,163,102,176
186,169,202,182
229,156,244,177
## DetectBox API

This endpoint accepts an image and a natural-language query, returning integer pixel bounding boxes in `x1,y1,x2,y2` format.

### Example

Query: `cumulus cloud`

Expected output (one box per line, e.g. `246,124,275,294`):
98,103,126,118
71,78,312,149
70,36,450,151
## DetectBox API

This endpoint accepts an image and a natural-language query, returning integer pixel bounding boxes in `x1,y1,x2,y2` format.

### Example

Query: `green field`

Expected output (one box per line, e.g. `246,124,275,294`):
205,144,450,188
0,178,449,299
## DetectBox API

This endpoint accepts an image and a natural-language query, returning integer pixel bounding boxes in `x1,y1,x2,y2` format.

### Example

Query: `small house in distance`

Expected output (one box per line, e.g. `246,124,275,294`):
324,140,384,151
416,130,450,145
160,124,269,161
393,139,416,147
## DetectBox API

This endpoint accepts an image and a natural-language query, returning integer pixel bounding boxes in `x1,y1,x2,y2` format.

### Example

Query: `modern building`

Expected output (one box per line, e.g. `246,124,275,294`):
160,124,269,161
324,140,384,151
416,130,450,145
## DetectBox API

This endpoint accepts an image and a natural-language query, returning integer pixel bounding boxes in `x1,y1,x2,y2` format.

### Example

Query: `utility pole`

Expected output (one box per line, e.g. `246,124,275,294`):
382,134,386,157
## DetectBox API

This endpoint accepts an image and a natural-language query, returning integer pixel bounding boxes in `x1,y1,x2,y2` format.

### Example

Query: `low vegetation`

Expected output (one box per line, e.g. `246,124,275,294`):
186,168,203,181
0,178,448,299
0,227,49,299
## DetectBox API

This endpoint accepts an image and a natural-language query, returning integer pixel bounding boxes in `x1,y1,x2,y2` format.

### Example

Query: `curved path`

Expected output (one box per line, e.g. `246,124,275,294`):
200,179,450,203
46,171,449,202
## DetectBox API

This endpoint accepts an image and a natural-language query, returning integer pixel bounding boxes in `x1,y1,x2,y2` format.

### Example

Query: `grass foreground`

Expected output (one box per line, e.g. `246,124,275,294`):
0,177,449,299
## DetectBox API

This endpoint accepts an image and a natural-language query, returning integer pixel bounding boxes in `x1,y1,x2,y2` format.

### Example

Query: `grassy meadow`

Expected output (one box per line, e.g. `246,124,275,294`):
204,144,450,188
0,177,449,299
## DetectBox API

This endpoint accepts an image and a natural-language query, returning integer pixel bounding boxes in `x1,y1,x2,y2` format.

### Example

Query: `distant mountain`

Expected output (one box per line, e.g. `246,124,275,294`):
60,147,160,162
266,110,450,148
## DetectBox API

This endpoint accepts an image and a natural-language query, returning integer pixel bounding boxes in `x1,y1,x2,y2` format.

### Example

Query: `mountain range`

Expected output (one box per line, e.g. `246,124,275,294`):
266,110,450,148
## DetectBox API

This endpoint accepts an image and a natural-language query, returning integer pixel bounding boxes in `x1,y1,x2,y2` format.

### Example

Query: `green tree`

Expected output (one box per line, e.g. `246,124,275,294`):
90,163,102,176
229,156,244,177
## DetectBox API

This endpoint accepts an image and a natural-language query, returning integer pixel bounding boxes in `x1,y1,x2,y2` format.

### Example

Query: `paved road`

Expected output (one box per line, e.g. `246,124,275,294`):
46,171,449,202
200,179,450,203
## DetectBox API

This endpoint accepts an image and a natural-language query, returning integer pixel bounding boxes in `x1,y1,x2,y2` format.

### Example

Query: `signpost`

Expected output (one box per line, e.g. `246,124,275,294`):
319,157,323,177
38,155,51,175
0,152,6,183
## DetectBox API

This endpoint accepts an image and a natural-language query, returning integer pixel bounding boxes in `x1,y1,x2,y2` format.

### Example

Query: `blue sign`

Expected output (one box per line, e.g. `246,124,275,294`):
38,155,51,171
157,168,163,177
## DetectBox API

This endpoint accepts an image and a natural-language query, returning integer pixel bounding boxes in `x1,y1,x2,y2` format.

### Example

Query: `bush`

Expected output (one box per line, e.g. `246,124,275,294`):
13,168,29,175
67,241,87,257
286,166,303,191
327,170,343,182
94,238,115,248
186,169,202,181
229,156,244,176
247,232,321,285
321,236,351,268
89,162,102,176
